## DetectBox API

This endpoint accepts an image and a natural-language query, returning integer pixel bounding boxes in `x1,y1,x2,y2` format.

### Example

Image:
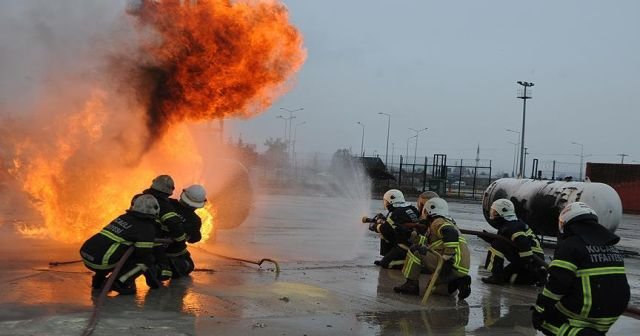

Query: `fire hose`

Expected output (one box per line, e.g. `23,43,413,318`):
421,248,443,305
459,228,640,320
193,246,280,274
81,245,134,336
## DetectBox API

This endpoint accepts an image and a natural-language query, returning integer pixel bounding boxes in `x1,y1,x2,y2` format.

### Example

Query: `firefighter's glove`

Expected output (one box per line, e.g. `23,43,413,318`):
415,245,428,256
374,213,385,221
368,222,378,232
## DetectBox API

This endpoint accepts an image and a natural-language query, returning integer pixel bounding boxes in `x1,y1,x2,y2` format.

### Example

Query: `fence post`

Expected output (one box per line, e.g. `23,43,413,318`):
422,156,428,192
472,166,478,199
552,160,556,180
399,155,403,186
458,161,463,197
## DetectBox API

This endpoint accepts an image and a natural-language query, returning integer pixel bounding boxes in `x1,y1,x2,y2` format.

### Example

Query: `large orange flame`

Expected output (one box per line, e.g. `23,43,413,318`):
2,0,305,243
132,0,306,138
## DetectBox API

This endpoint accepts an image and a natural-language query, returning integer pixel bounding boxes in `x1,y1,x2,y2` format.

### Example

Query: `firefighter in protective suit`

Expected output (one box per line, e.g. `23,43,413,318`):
482,198,546,286
369,189,420,269
532,202,630,336
394,198,472,299
140,175,187,281
166,184,207,278
80,194,159,295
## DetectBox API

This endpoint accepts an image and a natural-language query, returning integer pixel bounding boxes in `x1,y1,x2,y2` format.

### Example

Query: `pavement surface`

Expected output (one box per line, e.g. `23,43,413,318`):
1,193,639,335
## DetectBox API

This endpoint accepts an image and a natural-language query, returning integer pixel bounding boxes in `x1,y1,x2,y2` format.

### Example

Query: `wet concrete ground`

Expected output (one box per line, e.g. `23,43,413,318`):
1,194,639,335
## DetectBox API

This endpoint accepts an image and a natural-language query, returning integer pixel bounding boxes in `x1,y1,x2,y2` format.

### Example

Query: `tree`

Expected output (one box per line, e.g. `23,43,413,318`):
262,137,289,168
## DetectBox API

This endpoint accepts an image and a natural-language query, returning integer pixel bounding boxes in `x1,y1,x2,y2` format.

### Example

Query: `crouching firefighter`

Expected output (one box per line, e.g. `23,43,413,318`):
482,198,547,286
369,189,420,269
394,198,472,299
165,184,207,278
79,194,160,295
532,202,630,336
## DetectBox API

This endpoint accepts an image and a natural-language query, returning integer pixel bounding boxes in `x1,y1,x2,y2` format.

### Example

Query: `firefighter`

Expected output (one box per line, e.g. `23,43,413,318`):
79,194,159,295
417,191,439,216
140,174,187,281
393,198,472,299
481,198,546,286
532,202,630,336
166,184,207,278
369,189,420,269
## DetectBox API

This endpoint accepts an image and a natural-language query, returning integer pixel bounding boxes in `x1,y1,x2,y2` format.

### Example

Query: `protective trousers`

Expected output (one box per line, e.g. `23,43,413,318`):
484,239,541,285
169,253,195,278
402,249,466,295
539,320,605,336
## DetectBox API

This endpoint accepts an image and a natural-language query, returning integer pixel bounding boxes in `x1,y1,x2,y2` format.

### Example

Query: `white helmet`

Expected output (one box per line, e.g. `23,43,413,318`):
558,202,598,233
423,198,449,218
130,194,160,217
383,189,406,207
180,184,207,208
151,175,175,195
490,199,517,220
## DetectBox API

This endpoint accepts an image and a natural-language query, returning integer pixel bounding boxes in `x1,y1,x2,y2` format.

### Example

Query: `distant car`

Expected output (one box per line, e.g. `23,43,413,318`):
451,181,466,188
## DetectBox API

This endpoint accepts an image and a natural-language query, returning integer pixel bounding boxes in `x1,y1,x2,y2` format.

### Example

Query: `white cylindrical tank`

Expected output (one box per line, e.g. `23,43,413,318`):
482,178,622,236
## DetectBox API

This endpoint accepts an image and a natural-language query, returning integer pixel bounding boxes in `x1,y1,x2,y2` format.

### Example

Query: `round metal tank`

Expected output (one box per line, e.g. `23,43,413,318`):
482,178,622,236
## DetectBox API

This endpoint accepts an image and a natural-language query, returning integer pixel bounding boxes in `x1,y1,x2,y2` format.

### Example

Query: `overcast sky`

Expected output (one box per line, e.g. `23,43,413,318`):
228,0,640,175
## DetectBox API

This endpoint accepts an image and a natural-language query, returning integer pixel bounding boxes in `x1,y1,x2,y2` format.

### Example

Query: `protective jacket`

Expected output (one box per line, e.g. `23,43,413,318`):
497,218,543,258
425,217,470,275
534,218,630,335
165,198,202,257
80,211,156,270
374,203,420,248
142,188,187,243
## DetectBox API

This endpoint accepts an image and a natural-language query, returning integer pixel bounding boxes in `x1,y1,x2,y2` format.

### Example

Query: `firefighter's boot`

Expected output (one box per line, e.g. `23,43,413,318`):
393,279,420,296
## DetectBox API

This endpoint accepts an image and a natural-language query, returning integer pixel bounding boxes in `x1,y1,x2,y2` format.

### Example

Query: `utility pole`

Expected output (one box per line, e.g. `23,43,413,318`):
618,153,629,164
378,112,391,167
516,81,534,177
357,122,365,157
523,147,529,177
508,141,518,177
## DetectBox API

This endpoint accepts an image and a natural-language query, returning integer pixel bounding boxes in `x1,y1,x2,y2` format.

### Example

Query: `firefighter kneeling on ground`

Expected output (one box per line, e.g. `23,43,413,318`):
393,198,472,299
369,189,420,269
482,198,547,286
79,194,160,295
165,184,207,278
532,202,630,336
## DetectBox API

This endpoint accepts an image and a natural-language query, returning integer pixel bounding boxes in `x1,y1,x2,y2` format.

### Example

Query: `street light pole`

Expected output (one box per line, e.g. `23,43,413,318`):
357,122,365,156
516,81,534,178
378,112,391,167
506,128,521,177
409,127,428,165
571,141,585,181
618,153,629,164
406,135,415,159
